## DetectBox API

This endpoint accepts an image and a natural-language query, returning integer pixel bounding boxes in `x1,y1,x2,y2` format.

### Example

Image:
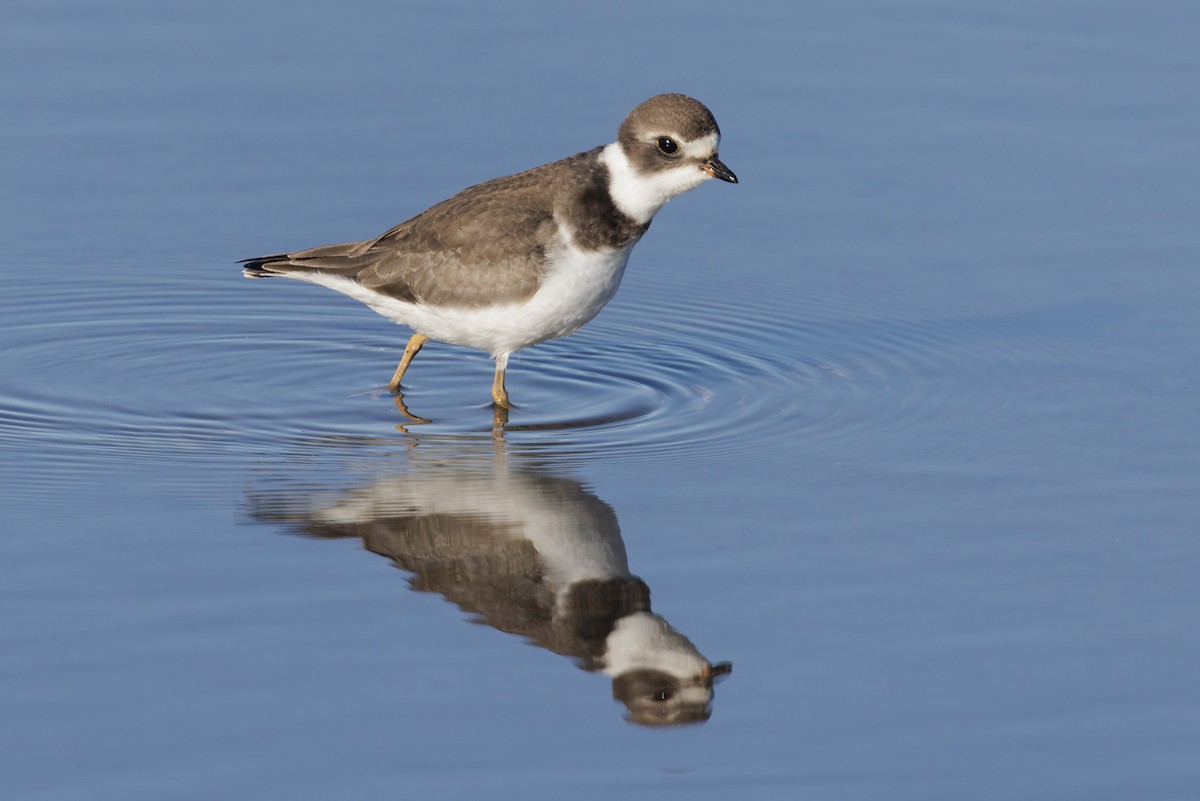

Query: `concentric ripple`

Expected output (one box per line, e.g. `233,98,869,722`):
0,252,1094,486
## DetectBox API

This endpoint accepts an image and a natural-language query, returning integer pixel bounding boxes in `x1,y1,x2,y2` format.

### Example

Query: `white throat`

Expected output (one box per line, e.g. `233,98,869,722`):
602,612,709,678
599,139,716,225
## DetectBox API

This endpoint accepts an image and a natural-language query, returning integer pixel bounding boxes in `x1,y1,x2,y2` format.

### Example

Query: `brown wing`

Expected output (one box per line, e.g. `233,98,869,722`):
243,156,595,307
356,167,563,307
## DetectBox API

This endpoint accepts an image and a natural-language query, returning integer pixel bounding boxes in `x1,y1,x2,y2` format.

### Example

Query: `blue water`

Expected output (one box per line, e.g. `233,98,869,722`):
3,2,1199,799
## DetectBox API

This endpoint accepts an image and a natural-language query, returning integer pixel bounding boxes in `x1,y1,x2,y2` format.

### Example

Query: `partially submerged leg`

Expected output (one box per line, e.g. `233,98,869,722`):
491,403,510,434
491,352,515,409
388,332,429,391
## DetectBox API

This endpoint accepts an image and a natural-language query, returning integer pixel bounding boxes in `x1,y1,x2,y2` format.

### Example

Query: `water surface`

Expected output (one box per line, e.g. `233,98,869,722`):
2,2,1199,799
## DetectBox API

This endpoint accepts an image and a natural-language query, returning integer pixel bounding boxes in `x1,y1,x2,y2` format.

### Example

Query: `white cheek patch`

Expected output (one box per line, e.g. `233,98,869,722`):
601,138,719,225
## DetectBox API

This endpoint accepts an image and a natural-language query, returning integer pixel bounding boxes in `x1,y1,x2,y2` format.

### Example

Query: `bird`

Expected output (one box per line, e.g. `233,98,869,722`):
241,93,736,409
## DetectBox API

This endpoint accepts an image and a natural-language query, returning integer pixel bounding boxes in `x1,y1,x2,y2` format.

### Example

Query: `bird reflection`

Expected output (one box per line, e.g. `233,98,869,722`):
247,444,730,726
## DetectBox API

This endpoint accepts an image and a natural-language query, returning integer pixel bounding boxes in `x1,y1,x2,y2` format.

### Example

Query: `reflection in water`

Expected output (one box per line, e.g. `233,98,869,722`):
247,442,731,726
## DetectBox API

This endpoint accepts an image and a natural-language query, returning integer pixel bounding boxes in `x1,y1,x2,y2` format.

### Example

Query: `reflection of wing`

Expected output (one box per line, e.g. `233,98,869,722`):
298,510,650,669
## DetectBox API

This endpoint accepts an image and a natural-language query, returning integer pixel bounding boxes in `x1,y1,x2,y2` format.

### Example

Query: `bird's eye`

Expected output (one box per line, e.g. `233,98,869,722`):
653,686,676,702
656,137,679,154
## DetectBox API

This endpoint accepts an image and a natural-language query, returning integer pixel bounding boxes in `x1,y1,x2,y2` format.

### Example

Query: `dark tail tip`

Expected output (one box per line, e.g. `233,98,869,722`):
240,255,286,279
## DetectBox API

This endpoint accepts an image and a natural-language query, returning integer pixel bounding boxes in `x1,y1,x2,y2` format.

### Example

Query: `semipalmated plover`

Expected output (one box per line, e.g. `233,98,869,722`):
242,93,736,408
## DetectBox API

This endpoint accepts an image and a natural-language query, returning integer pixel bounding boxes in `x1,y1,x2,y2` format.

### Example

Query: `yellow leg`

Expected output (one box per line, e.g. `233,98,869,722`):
491,403,510,434
491,353,515,409
388,332,428,391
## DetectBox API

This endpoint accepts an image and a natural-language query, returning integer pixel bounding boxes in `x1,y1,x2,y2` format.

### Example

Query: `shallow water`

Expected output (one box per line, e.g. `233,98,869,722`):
3,2,1200,799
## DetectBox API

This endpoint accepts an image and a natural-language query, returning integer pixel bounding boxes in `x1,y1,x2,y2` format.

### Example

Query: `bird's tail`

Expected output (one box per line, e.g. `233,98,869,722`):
240,255,290,278
239,239,377,280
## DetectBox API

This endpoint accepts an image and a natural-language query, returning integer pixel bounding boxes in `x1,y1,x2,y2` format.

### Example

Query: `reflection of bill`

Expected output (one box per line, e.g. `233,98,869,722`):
250,465,730,726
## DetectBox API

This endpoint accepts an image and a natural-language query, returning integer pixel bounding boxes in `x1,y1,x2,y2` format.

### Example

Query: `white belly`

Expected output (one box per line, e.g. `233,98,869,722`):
300,238,637,357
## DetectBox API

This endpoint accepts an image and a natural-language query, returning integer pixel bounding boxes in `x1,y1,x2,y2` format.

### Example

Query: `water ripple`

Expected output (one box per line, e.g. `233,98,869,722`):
0,256,1093,481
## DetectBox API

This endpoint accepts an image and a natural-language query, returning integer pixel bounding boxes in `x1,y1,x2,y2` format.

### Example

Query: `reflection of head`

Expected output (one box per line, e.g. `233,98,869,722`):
614,669,713,727
601,610,727,727
248,460,730,726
